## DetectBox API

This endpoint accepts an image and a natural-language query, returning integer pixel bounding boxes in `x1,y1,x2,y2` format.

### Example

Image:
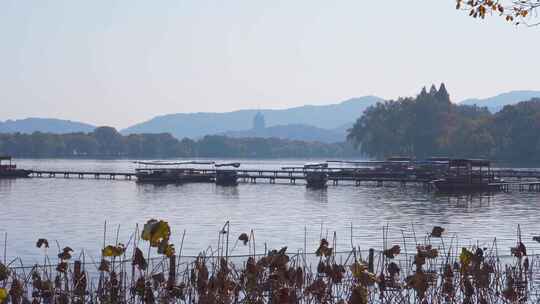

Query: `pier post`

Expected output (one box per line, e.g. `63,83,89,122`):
368,249,374,273
168,255,176,289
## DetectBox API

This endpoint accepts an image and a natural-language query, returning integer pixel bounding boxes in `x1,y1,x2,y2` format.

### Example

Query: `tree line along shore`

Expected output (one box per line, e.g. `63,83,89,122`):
0,128,361,159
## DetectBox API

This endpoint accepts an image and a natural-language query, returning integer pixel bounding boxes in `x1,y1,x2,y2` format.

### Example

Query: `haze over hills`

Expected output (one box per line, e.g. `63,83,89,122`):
459,90,540,112
3,90,540,140
223,124,347,143
121,96,384,140
0,118,95,134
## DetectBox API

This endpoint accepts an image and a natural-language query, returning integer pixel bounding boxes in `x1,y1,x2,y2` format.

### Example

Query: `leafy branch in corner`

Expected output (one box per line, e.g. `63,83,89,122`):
456,0,540,26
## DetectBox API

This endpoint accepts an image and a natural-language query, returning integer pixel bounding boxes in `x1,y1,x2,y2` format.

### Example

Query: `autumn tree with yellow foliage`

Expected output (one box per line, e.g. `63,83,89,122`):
456,0,540,25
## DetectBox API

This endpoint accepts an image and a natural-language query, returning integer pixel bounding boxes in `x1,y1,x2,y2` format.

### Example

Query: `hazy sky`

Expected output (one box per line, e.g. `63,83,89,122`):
1,0,539,128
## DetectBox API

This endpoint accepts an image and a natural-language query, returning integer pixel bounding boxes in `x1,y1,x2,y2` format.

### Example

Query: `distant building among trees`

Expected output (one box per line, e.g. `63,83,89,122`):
252,112,266,130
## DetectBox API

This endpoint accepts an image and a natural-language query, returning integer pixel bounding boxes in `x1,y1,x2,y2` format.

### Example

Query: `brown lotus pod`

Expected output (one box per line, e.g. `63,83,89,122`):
56,262,68,273
132,247,148,270
383,245,401,259
431,226,445,237
98,259,110,272
387,262,400,277
238,233,249,245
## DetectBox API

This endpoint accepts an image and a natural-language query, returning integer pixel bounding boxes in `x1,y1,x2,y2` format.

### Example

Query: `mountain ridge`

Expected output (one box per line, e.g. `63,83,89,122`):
3,90,540,139
459,90,540,112
120,95,384,140
0,118,95,134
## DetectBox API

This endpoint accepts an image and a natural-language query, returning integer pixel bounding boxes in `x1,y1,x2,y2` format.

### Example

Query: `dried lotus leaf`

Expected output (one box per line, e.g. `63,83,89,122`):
132,248,147,270
36,239,49,249
141,219,171,247
102,245,124,257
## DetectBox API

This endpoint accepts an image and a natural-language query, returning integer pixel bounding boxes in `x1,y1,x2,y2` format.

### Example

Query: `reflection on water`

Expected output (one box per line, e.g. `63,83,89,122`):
0,179,15,191
214,185,240,199
435,193,492,208
1,159,540,264
304,188,328,205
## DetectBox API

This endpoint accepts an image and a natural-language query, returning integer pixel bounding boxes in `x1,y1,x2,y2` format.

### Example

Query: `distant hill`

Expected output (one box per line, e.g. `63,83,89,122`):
0,118,95,134
121,96,383,139
223,124,346,143
460,90,540,112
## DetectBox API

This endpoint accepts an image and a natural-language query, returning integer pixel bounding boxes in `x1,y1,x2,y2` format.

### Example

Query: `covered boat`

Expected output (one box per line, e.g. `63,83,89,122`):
134,161,214,183
214,162,240,186
0,156,32,178
303,163,329,188
432,159,501,193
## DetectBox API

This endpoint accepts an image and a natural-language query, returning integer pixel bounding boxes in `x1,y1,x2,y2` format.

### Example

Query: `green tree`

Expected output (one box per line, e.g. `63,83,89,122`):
92,127,125,156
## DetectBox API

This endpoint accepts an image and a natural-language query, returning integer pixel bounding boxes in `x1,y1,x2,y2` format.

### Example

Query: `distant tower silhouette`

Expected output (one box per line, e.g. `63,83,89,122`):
252,112,266,130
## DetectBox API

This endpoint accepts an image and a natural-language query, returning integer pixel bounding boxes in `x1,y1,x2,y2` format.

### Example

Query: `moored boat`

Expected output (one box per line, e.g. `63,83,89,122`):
214,162,240,186
134,161,214,184
432,159,501,193
0,156,32,178
304,163,329,188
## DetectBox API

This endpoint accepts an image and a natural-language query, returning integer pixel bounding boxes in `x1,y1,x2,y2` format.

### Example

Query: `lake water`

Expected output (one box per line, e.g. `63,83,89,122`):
1,158,540,264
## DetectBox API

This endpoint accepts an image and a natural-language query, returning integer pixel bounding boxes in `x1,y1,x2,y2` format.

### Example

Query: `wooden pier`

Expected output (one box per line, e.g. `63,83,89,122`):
30,170,135,180
29,168,432,187
25,167,540,193
492,169,540,179
490,181,540,192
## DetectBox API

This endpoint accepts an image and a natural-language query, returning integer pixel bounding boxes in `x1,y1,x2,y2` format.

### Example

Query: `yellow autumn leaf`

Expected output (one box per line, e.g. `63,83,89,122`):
0,288,7,303
141,219,157,241
102,245,124,257
157,239,175,257
350,261,367,279
164,244,176,257
141,219,171,247
102,246,114,257
459,247,473,265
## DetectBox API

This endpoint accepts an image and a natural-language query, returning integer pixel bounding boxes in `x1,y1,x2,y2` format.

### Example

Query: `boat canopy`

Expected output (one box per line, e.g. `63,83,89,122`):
303,163,328,169
448,159,490,167
133,160,215,166
0,156,12,161
386,156,413,162
215,162,241,168
426,157,451,162
327,160,410,165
